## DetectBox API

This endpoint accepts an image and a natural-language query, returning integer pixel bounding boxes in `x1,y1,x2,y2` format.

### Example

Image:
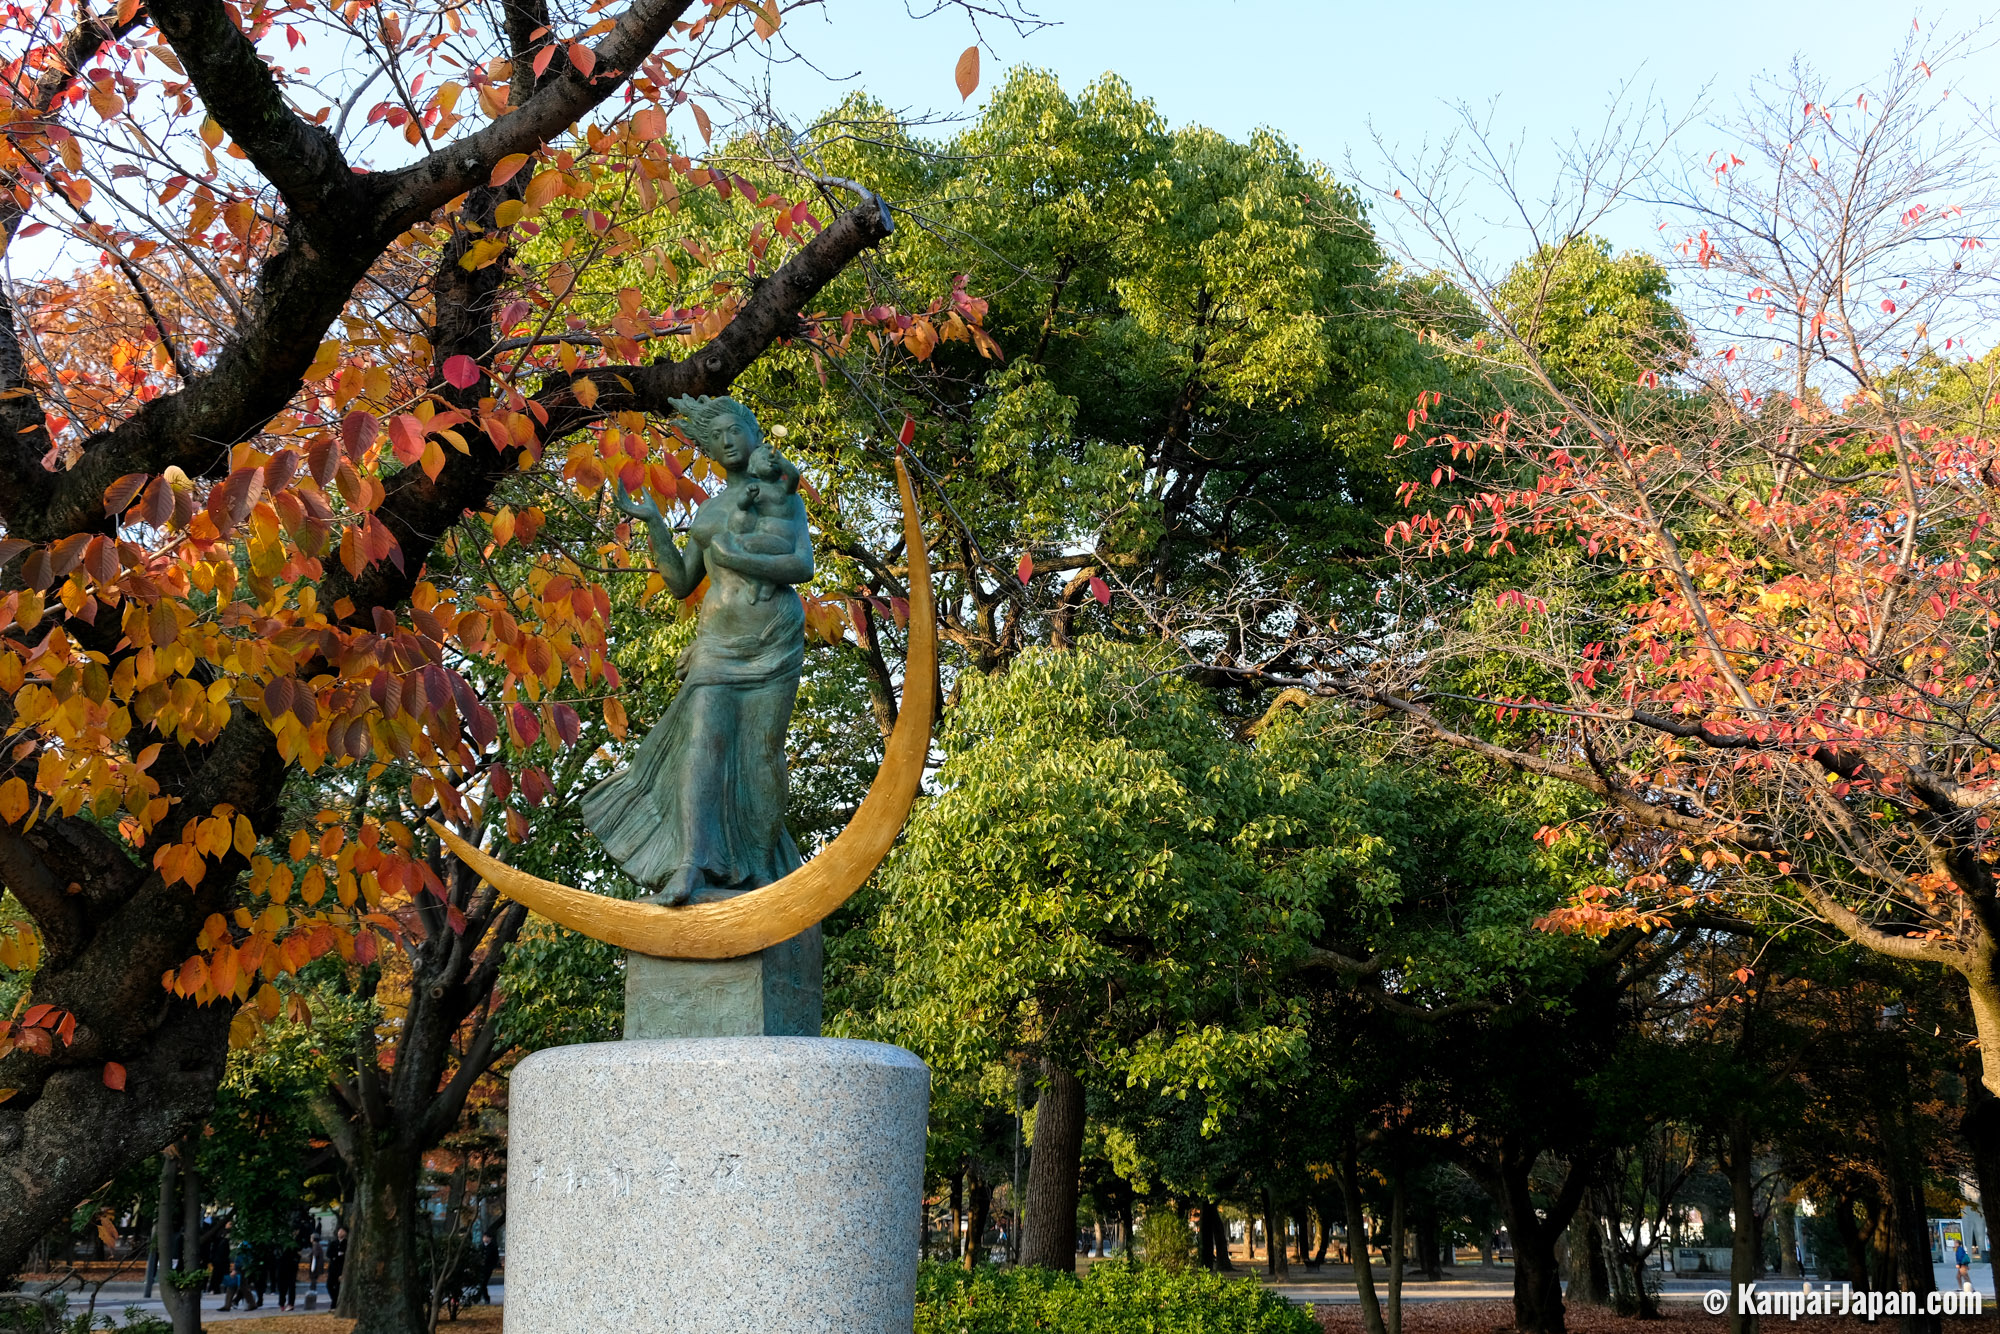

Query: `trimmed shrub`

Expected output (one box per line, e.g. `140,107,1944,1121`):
914,1259,1317,1334
1136,1210,1196,1272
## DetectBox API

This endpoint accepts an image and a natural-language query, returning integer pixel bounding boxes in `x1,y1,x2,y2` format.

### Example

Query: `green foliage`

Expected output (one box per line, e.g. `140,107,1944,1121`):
1134,1209,1195,1272
1490,236,1685,407
498,920,622,1050
199,1001,356,1247
860,639,1314,1109
913,1261,1314,1334
0,892,31,1016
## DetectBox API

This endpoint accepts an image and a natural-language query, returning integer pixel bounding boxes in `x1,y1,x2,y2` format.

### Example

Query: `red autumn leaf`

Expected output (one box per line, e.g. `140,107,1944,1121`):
102,472,148,515
388,414,427,465
1090,577,1110,606
1017,551,1033,585
551,702,581,747
103,1062,126,1091
441,355,481,389
341,411,378,460
510,702,541,747
899,416,916,447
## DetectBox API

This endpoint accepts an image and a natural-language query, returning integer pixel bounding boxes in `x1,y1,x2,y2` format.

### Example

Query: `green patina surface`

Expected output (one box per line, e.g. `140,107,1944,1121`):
623,930,823,1039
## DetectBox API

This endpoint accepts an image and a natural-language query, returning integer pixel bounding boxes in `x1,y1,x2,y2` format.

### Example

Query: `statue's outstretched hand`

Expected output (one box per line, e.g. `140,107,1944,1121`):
614,483,664,524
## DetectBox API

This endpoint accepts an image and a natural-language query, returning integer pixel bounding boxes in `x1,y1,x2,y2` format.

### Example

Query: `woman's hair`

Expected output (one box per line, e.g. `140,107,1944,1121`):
668,394,762,459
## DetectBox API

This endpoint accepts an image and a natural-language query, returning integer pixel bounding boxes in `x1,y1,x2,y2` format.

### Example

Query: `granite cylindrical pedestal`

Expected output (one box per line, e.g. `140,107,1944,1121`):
504,1037,929,1334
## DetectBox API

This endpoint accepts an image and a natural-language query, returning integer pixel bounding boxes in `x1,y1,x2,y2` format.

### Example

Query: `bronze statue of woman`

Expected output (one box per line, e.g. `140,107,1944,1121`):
585,395,812,906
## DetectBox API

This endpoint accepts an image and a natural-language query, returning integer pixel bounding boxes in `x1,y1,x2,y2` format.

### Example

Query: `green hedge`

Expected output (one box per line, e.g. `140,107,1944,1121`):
914,1260,1318,1334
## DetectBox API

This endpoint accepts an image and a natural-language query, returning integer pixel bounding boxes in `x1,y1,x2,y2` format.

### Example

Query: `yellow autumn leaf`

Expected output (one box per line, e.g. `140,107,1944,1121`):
305,340,341,381
0,777,28,824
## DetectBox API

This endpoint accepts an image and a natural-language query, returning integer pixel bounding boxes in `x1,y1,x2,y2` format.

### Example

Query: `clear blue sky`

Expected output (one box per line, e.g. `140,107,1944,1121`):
740,0,1999,266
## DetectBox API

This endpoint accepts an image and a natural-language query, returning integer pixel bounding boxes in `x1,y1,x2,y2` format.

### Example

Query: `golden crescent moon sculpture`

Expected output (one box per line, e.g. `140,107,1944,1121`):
431,453,935,961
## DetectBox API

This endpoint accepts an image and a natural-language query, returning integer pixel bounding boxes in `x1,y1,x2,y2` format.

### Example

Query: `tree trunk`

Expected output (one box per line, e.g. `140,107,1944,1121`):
1387,1176,1406,1334
1725,1115,1761,1334
1567,1205,1611,1307
1265,1189,1289,1279
950,1172,964,1262
1195,1200,1235,1272
1295,1206,1314,1268
1485,1141,1591,1334
1775,1195,1802,1278
1831,1193,1870,1288
1961,1076,2000,1309
158,1142,201,1334
338,1140,423,1334
1417,1212,1443,1280
963,1179,992,1270
0,875,244,1281
1342,1142,1390,1334
1018,1061,1084,1271
1892,1176,1941,1334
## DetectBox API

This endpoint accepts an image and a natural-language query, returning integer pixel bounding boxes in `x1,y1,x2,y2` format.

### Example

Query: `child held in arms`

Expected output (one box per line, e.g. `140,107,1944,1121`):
726,437,803,604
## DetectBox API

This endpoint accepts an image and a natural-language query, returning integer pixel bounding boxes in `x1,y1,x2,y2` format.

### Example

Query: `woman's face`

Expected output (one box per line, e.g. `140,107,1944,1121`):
703,416,757,471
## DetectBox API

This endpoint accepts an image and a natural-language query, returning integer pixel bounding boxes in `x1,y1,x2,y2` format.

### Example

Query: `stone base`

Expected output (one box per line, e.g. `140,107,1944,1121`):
623,928,821,1039
505,1038,929,1334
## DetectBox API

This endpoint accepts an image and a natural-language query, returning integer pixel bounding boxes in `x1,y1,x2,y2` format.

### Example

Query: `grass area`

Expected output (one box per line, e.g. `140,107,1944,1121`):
1310,1301,1884,1334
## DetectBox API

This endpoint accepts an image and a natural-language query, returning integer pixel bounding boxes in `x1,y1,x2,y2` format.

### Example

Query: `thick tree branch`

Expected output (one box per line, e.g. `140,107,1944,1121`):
417,1016,507,1146
0,827,82,965
331,198,894,625
372,0,694,229
145,0,357,221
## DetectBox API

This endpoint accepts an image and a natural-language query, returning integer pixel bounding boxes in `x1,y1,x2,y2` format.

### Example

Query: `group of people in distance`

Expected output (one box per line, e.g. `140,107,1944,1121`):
215,1219,341,1312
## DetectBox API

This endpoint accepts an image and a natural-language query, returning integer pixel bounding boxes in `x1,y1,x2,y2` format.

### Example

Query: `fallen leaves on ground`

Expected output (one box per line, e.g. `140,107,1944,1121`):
216,1308,499,1334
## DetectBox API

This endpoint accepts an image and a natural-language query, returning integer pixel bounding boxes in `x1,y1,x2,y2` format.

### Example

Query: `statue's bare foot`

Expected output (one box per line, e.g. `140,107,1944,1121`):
656,867,696,906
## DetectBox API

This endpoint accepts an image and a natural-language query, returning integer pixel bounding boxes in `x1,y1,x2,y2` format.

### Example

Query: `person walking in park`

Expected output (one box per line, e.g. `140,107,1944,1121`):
271,1237,298,1311
232,1240,260,1309
1958,1241,1972,1289
219,1261,243,1312
306,1230,325,1300
475,1226,500,1305
325,1227,346,1308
